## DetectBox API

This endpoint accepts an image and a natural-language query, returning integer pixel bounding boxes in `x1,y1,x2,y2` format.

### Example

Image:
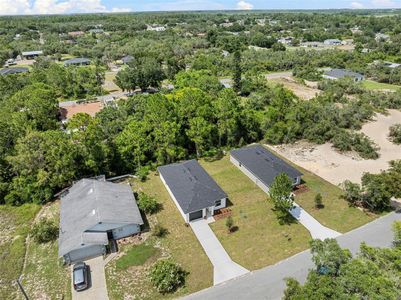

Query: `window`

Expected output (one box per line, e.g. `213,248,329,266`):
215,200,222,207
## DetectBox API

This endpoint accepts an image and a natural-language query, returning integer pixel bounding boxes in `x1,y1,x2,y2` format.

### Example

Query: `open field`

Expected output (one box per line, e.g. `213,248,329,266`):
20,201,71,300
0,204,41,300
270,77,321,100
103,72,121,93
269,109,401,185
200,156,311,270
106,175,213,300
361,80,401,91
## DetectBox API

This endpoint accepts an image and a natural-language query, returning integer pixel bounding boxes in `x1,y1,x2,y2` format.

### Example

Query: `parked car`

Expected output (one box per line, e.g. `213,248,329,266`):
73,262,89,291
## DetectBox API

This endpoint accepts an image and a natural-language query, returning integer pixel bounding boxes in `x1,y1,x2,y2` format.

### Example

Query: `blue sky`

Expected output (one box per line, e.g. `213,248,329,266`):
1,0,401,15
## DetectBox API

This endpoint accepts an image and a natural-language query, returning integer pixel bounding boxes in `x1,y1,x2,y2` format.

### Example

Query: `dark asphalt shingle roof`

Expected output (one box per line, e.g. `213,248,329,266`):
324,69,364,80
158,160,227,214
121,55,134,64
58,178,143,257
0,67,29,76
64,57,91,65
230,144,303,187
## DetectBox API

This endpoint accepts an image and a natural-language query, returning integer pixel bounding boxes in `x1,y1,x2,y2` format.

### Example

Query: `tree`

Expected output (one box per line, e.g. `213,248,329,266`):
186,117,215,157
269,173,295,223
225,216,234,233
137,192,160,214
341,180,362,206
233,50,242,92
149,260,187,294
393,221,401,249
31,218,59,243
314,193,323,209
389,124,401,144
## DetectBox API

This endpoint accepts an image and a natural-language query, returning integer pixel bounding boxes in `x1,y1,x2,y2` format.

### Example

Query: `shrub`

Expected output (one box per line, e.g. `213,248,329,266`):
389,124,401,144
149,260,187,294
31,218,59,243
342,180,362,206
314,193,323,209
137,192,160,214
269,173,295,224
136,166,150,182
152,223,168,238
225,216,234,233
393,221,401,249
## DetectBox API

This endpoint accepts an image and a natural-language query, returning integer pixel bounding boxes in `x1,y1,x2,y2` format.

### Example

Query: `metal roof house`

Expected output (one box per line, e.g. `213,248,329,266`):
158,160,228,222
324,39,342,46
59,178,143,264
323,69,364,82
64,58,91,67
0,67,29,76
21,50,43,59
230,145,303,194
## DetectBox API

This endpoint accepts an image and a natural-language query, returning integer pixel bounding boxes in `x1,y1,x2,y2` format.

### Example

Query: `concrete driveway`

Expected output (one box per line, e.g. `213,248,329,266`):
71,256,109,300
290,203,341,240
190,219,249,285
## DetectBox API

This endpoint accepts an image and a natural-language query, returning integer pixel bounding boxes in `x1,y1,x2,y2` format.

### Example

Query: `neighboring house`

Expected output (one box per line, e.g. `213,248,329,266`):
230,144,303,194
300,41,324,48
323,69,364,82
121,55,134,64
58,178,143,264
219,78,232,89
5,58,16,66
158,159,228,222
375,33,390,42
0,67,29,76
64,58,91,67
21,50,43,60
383,62,401,69
324,39,342,46
278,37,293,45
68,31,85,37
89,28,104,34
147,25,166,31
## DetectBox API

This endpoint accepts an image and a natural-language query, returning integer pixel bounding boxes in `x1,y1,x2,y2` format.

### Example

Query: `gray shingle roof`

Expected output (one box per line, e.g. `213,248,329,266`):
158,160,227,214
64,57,91,65
324,69,364,80
121,55,134,64
0,67,29,76
230,144,303,187
58,178,143,257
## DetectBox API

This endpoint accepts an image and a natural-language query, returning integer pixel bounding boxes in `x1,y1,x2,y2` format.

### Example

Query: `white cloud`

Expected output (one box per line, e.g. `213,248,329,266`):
0,0,130,15
142,0,226,11
371,0,400,7
236,0,254,10
350,1,365,8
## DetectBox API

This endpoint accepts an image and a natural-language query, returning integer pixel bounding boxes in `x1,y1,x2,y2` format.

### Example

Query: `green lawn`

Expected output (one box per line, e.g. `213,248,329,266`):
116,243,159,270
21,202,71,300
361,80,401,91
200,156,311,271
0,203,41,300
106,174,213,300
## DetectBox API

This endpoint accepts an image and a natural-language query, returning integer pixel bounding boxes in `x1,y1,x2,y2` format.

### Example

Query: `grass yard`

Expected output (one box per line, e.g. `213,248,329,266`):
361,80,401,91
106,174,213,300
20,201,71,300
116,243,159,271
0,203,41,300
200,156,311,271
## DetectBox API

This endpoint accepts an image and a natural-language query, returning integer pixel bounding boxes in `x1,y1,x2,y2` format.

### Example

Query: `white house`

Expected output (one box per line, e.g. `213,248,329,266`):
230,144,303,194
158,160,227,222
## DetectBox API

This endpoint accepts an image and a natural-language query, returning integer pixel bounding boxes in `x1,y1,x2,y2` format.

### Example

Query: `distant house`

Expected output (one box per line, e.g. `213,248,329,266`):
383,62,401,69
121,55,134,64
0,67,29,76
68,31,85,37
278,37,293,45
21,50,43,60
323,69,364,82
300,41,324,48
89,28,104,34
64,58,91,67
324,39,342,46
375,33,390,42
219,78,232,89
230,144,303,194
158,160,228,222
58,178,143,264
147,25,166,32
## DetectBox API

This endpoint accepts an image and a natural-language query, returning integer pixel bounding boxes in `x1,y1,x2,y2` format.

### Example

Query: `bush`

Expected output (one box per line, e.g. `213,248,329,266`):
136,166,150,182
225,216,234,233
152,223,168,238
149,260,187,294
314,193,323,209
342,180,363,206
389,124,401,144
137,192,160,214
31,218,59,243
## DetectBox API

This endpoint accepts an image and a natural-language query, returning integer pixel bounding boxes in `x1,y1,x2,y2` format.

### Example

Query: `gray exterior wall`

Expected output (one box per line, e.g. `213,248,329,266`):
63,244,105,264
112,224,141,239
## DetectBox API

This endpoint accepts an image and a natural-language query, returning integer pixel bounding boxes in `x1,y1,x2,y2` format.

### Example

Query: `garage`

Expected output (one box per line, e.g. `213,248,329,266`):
189,210,203,221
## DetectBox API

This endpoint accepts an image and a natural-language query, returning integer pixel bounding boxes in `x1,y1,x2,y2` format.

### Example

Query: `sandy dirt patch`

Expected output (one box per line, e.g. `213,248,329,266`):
60,101,103,120
270,77,321,100
268,109,401,185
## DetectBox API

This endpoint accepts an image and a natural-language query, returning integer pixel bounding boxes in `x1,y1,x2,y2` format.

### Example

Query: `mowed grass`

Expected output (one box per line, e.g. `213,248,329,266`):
106,174,213,300
0,203,41,300
116,243,158,270
361,80,401,91
200,156,311,271
21,201,71,300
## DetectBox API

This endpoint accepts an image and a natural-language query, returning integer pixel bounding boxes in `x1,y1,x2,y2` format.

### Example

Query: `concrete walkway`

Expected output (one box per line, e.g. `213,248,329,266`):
184,210,401,300
290,203,341,240
190,219,249,285
71,256,109,300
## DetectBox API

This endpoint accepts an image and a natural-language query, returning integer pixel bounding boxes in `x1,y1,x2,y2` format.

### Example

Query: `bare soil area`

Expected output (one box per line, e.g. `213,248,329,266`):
270,77,321,100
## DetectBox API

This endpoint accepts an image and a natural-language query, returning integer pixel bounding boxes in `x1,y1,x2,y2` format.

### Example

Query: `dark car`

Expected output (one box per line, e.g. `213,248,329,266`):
73,262,89,291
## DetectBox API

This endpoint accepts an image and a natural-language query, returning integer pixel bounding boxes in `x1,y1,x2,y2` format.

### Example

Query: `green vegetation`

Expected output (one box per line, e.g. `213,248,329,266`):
389,123,401,144
0,204,41,299
269,173,295,224
362,80,401,91
116,243,159,270
30,218,59,243
284,225,401,299
137,192,161,214
149,260,187,294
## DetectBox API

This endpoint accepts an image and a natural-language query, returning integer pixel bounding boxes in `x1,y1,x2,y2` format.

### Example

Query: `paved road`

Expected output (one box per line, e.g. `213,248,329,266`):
71,256,109,300
184,210,401,300
290,203,341,240
190,219,249,285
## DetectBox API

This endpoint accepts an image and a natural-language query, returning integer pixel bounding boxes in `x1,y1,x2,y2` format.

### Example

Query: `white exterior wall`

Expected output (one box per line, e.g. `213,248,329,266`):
230,155,270,194
159,173,190,223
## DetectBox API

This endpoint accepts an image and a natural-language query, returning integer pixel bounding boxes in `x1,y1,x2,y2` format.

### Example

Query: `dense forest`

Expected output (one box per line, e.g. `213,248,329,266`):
1,10,401,205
